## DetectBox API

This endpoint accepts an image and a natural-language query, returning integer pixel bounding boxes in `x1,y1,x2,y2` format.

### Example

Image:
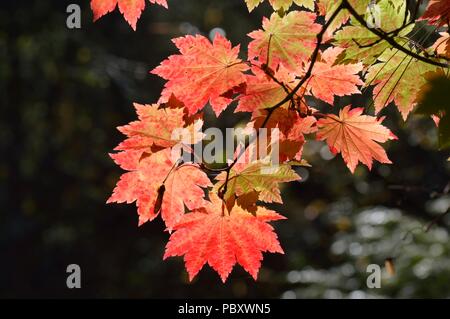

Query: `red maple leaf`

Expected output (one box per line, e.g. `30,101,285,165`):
164,193,285,282
420,0,450,26
91,0,168,30
152,34,249,116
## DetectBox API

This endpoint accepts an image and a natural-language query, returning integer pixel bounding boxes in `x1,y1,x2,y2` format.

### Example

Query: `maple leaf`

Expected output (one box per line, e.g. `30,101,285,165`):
305,47,364,104
164,193,285,282
245,0,315,12
214,146,300,203
432,33,450,59
248,11,321,72
249,107,317,162
159,162,213,229
108,148,212,230
317,106,397,173
420,0,450,27
334,26,413,67
334,0,413,66
317,0,369,37
278,114,317,161
90,0,168,30
152,34,249,117
114,103,204,158
365,49,439,120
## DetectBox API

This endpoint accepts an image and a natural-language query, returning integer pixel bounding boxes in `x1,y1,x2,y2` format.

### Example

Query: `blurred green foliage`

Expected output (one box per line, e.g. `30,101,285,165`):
0,0,449,298
416,74,450,149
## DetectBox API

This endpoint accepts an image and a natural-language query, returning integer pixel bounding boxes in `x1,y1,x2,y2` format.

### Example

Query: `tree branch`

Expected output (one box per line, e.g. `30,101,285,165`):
341,0,449,68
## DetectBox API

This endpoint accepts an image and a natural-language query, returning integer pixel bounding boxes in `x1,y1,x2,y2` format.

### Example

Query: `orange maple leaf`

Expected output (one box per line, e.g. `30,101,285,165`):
249,107,317,162
432,32,450,58
306,47,364,105
91,0,168,30
108,103,209,230
317,106,397,173
114,103,204,160
108,148,211,230
164,193,285,282
152,34,249,116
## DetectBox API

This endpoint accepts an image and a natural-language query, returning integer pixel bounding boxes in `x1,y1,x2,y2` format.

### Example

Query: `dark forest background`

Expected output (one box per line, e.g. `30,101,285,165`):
0,0,449,298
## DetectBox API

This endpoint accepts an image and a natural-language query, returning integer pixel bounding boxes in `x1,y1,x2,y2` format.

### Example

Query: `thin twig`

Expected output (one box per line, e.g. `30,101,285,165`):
425,209,450,233
342,0,449,68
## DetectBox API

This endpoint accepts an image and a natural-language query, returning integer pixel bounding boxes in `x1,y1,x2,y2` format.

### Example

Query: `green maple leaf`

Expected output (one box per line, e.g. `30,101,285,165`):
317,0,369,36
245,0,315,12
214,155,300,204
334,0,413,66
248,10,321,72
365,49,439,120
